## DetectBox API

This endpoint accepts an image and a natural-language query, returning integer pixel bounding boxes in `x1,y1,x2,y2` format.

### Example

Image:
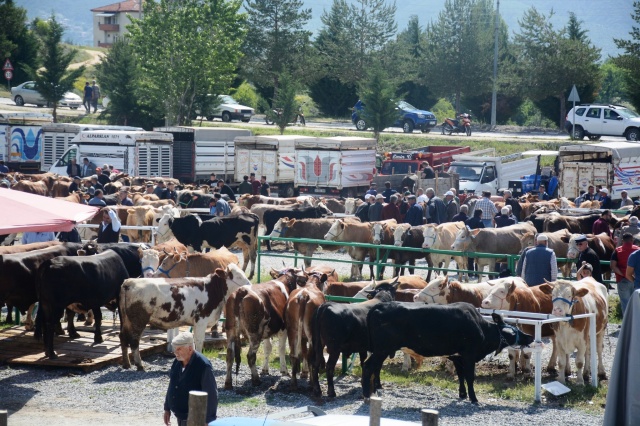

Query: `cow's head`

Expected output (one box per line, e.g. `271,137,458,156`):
392,223,411,247
324,220,345,241
492,313,534,354
422,224,438,249
540,279,589,318
344,198,356,214
152,249,186,278
451,226,476,251
317,202,333,217
223,263,252,290
82,240,99,255
520,231,536,250
270,217,292,239
269,267,301,293
353,279,377,299
139,248,161,278
566,234,588,259
306,271,329,290
481,280,517,310
413,275,448,304
371,222,386,245
364,278,399,301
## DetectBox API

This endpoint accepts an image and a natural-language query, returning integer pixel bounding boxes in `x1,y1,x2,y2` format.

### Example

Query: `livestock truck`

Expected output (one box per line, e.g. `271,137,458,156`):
558,141,640,201
378,145,471,175
49,130,174,178
0,111,53,172
294,136,377,197
234,135,296,197
154,126,252,183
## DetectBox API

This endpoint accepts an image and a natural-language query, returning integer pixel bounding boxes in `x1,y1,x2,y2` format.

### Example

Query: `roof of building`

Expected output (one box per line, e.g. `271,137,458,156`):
91,0,141,13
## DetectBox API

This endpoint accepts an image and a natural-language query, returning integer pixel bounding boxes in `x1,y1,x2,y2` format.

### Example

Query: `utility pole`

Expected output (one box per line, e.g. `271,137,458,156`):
490,0,499,129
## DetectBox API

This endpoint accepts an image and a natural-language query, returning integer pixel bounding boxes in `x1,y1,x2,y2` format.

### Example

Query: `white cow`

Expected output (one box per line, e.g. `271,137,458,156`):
421,222,467,281
153,205,181,244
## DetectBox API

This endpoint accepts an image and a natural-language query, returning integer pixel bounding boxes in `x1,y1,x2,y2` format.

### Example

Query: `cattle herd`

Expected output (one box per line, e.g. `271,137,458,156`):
1,173,630,404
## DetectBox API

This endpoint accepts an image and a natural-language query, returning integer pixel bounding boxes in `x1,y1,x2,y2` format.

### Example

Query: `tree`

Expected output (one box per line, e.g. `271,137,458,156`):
24,15,84,123
0,0,39,86
241,0,312,97
613,1,640,111
421,0,496,112
268,71,299,134
596,61,628,104
511,8,601,127
358,65,399,142
128,0,246,126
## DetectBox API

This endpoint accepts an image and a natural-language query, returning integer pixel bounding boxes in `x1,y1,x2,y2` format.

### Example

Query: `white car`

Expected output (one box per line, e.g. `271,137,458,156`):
11,81,83,109
205,95,254,122
565,103,640,141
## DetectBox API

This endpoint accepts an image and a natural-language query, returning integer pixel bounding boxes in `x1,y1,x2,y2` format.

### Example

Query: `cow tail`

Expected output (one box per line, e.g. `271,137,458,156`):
34,303,44,340
233,287,249,373
296,293,308,358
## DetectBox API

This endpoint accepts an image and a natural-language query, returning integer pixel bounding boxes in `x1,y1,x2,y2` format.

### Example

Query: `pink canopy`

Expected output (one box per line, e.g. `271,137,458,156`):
0,188,99,234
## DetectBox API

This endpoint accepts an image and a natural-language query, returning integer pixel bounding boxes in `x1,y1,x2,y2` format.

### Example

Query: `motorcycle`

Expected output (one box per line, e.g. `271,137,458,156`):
265,106,305,126
441,113,472,136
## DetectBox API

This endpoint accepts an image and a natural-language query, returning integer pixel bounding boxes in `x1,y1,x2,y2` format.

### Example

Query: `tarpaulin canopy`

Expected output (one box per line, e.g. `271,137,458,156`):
0,188,99,234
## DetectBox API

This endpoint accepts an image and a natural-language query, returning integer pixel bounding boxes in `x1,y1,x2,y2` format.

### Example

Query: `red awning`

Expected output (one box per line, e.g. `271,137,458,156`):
0,188,99,234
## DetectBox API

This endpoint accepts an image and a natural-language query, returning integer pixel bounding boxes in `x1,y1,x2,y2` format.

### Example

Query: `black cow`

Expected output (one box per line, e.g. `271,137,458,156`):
177,191,215,208
35,251,130,359
311,281,398,397
393,226,431,279
0,243,82,329
362,302,534,403
169,212,259,279
263,203,333,250
81,241,150,278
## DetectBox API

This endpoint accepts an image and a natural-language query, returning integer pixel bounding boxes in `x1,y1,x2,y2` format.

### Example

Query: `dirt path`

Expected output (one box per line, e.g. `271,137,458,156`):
69,49,105,70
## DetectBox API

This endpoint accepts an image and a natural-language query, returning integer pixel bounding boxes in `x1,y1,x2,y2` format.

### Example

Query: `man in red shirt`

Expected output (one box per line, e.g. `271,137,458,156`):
249,172,261,195
612,233,639,315
381,194,402,222
592,209,612,238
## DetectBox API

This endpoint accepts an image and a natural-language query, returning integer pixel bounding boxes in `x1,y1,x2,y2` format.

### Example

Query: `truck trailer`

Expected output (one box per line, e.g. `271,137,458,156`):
378,145,471,175
0,111,53,172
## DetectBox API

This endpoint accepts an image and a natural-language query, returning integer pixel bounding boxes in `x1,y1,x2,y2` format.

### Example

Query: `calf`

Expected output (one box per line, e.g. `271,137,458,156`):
152,247,238,278
35,251,129,359
311,282,398,397
119,264,251,370
362,304,533,403
126,206,156,243
539,278,608,385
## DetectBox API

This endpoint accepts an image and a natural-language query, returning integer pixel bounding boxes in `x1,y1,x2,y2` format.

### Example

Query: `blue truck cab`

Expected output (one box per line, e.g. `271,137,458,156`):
351,100,437,133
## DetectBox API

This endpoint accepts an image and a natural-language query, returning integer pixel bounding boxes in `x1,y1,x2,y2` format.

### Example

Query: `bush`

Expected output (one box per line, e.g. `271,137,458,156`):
295,93,319,117
608,294,623,324
232,82,260,110
430,98,455,123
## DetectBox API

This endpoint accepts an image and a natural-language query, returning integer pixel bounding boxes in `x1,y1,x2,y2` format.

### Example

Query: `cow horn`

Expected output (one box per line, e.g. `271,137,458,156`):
391,276,400,288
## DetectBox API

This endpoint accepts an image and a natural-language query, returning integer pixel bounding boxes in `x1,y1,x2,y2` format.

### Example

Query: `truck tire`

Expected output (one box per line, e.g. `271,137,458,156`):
626,127,639,141
572,126,585,140
355,118,367,131
403,120,414,133
588,135,601,141
279,185,295,198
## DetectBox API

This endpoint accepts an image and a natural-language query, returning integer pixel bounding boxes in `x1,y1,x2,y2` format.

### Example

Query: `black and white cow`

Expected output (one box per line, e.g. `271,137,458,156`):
361,302,534,403
169,212,260,279
35,250,130,359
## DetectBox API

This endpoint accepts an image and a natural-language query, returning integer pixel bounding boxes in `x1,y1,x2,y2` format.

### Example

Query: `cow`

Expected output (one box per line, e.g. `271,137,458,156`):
387,224,428,278
152,238,188,259
421,222,467,281
224,267,300,389
263,203,333,251
269,217,360,268
311,281,398,397
361,303,534,403
153,206,181,244
320,198,346,214
564,233,615,280
0,244,81,329
520,229,572,277
324,219,396,280
81,241,151,279
34,250,130,359
169,212,259,279
57,192,86,204
152,247,238,278
481,279,563,379
119,263,251,370
371,220,399,278
323,275,423,298
126,206,156,243
543,213,602,234
352,276,427,298
284,271,328,389
12,180,48,196
538,278,608,385
237,194,300,209
304,265,338,284
412,275,528,307
451,223,537,281
139,248,161,278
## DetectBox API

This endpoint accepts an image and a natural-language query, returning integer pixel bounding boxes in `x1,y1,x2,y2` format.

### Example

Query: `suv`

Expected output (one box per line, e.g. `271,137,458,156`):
351,100,437,133
565,104,640,141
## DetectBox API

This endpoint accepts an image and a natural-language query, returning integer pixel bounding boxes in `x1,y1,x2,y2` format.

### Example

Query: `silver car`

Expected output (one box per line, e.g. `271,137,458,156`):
11,81,83,109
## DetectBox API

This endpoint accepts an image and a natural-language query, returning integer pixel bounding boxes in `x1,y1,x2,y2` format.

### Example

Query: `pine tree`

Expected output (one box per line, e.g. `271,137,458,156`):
0,0,40,86
613,1,640,111
358,65,399,142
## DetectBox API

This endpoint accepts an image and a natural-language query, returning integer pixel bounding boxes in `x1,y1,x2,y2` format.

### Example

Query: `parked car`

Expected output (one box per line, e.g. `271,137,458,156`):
351,100,437,133
11,81,83,109
200,95,254,122
565,103,640,141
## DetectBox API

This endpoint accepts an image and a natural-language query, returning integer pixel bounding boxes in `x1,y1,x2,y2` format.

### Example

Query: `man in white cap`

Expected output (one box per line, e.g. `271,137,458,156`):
494,206,515,228
619,216,640,246
444,190,459,222
164,331,217,426
599,188,612,209
368,193,385,222
521,233,557,286
355,194,374,222
619,190,634,208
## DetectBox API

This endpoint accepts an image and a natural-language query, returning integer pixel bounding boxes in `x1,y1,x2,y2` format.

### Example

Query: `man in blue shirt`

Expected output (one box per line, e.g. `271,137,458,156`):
21,231,56,245
365,182,377,197
404,195,423,226
210,193,231,216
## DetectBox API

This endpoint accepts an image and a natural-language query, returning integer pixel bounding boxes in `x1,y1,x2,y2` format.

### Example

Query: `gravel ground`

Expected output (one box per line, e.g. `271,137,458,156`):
0,245,614,425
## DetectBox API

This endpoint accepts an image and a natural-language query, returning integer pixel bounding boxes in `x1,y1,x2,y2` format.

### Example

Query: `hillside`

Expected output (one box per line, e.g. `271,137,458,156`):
16,0,635,57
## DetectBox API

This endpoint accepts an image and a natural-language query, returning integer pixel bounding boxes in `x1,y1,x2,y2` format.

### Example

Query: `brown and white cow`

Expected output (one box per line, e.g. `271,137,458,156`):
564,232,615,279
224,268,299,389
304,265,338,284
451,222,537,281
284,271,327,389
324,219,396,280
119,263,251,370
481,279,563,378
152,247,238,279
412,275,526,307
421,222,466,280
238,194,301,209
539,278,608,385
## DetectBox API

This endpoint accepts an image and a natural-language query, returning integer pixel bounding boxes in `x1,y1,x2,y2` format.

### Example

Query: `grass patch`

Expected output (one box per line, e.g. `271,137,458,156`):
219,395,263,407
608,294,623,324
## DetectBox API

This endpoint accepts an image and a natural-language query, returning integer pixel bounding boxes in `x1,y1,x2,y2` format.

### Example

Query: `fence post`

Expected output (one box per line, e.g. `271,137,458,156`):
187,390,208,426
421,409,438,426
376,247,381,279
369,396,382,426
0,410,7,426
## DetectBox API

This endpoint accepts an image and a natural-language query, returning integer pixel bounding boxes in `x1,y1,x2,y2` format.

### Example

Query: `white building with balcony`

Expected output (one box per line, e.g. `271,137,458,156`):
91,0,142,48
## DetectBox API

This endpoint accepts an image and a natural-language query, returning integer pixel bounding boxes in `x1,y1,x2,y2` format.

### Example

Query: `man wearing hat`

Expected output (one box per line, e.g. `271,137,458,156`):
97,207,121,243
574,234,604,286
162,181,178,202
69,176,82,193
164,331,217,426
592,209,612,238
365,182,377,198
369,194,385,222
503,190,521,222
355,194,374,222
154,180,167,198
612,233,640,315
404,195,423,226
118,188,134,206
444,190,459,222
521,234,557,286
599,188,612,209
